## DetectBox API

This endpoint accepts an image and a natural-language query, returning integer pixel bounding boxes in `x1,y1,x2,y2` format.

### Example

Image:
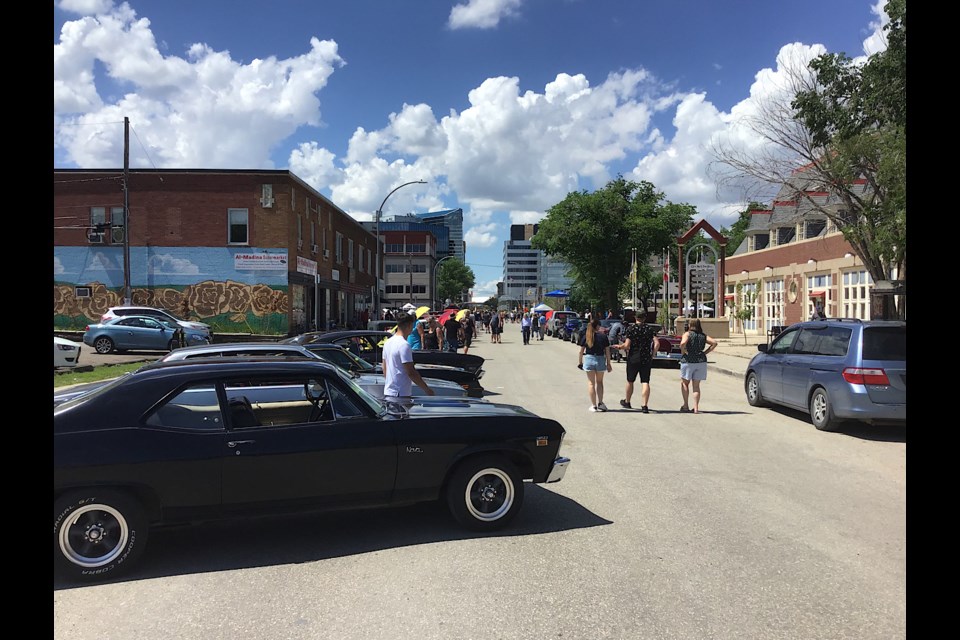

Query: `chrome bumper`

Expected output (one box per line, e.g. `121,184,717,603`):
546,456,570,483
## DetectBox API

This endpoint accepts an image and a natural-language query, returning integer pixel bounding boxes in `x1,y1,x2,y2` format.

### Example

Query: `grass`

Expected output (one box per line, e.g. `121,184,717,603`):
54,362,145,388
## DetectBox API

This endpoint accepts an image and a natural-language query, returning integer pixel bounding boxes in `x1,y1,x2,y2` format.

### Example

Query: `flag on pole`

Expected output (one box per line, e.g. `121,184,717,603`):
663,250,669,282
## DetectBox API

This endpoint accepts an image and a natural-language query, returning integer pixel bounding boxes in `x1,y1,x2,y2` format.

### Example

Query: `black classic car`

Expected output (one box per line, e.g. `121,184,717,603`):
53,358,569,581
283,330,485,397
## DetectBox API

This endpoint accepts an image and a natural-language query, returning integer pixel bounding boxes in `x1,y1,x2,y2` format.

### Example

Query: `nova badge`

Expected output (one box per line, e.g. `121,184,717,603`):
406,446,424,454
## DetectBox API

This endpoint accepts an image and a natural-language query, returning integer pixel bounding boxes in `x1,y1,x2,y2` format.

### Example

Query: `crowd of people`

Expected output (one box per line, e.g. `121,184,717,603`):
379,303,719,414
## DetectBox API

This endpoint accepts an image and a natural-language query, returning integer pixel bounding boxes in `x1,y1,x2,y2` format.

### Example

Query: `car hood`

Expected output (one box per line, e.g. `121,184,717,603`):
383,397,533,418
354,373,463,391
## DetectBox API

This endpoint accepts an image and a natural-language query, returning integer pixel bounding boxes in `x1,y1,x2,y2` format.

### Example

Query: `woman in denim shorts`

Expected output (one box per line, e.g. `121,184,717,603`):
679,318,718,413
578,317,613,412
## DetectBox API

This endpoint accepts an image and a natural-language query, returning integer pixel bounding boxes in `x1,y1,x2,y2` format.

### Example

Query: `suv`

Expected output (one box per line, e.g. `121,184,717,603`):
744,319,906,431
102,306,212,338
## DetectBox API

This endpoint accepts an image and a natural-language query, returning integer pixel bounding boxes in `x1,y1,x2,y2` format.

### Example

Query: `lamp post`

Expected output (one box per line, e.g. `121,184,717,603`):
433,255,454,310
374,180,427,319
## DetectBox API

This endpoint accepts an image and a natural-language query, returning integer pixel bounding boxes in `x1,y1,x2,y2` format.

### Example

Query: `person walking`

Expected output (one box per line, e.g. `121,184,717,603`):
608,316,624,362
489,310,500,343
578,316,613,412
443,312,462,353
531,312,540,341
616,309,658,413
521,312,532,345
382,313,435,398
462,313,475,354
538,313,547,340
422,314,443,351
679,317,718,414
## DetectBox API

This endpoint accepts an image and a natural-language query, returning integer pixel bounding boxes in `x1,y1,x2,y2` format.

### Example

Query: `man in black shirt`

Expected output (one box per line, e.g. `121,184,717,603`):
615,309,658,413
444,315,462,353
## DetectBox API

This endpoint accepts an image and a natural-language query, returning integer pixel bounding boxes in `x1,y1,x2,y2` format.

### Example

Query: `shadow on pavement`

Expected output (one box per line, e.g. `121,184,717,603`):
751,405,906,443
53,485,611,590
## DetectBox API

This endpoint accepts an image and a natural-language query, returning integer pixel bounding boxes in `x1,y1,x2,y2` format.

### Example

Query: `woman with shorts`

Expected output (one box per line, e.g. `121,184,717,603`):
679,318,718,413
578,317,613,412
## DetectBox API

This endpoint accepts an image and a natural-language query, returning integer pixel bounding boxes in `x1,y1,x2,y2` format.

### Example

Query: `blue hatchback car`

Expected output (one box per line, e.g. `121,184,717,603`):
744,318,906,431
84,315,210,354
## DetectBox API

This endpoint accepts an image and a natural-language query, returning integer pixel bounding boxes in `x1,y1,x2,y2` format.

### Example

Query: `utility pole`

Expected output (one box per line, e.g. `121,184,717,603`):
123,116,131,305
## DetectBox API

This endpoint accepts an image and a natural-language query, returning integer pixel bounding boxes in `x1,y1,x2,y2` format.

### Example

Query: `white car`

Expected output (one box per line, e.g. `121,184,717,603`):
54,336,83,368
101,306,212,338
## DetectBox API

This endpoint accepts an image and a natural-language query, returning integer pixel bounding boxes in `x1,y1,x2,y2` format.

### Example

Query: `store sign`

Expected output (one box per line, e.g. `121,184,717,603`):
297,256,317,276
234,252,288,270
687,263,716,293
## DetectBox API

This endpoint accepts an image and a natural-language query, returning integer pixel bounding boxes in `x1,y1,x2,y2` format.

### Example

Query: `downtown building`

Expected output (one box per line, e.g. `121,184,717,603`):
502,224,573,308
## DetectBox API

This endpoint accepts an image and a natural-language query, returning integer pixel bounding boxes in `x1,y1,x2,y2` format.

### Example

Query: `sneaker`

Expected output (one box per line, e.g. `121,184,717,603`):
641,406,649,414
588,405,599,412
619,399,632,409
597,402,608,412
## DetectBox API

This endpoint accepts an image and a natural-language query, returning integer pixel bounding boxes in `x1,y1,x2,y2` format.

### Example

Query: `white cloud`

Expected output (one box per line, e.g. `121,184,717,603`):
147,254,200,275
465,224,498,248
861,0,890,58
54,4,344,169
448,0,523,30
471,279,502,300
508,210,544,225
54,256,66,275
57,0,115,15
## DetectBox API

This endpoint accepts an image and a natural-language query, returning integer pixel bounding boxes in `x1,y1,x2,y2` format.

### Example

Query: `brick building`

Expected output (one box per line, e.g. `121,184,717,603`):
53,169,378,335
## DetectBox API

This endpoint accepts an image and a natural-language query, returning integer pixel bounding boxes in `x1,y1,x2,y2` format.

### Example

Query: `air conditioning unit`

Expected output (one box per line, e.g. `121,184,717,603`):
297,239,303,250
87,231,105,244
261,184,274,208
323,249,330,259
261,196,275,208
311,243,319,254
111,226,125,244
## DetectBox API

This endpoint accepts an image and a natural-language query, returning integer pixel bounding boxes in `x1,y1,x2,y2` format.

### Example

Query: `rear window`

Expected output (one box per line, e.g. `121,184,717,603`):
862,327,906,361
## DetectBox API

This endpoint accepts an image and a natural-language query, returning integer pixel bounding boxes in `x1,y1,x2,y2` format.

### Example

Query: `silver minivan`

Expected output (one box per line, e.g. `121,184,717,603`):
744,319,906,431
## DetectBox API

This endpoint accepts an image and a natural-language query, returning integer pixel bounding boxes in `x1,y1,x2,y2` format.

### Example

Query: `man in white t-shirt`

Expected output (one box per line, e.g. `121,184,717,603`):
382,312,435,398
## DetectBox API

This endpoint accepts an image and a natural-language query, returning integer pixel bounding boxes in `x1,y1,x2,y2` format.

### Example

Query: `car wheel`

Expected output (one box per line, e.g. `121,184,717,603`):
53,489,148,581
810,387,841,432
446,455,524,531
745,371,767,407
93,336,115,354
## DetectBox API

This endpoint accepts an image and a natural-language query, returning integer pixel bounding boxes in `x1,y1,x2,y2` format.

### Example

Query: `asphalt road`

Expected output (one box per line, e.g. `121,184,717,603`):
53,326,906,640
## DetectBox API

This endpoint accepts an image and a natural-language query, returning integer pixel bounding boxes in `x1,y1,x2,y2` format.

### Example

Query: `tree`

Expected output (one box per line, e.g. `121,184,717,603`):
532,176,695,313
709,0,905,319
483,296,498,310
731,286,756,345
437,259,475,305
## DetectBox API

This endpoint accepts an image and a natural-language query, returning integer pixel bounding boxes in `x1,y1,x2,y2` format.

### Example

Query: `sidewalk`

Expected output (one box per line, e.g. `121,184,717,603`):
706,337,764,380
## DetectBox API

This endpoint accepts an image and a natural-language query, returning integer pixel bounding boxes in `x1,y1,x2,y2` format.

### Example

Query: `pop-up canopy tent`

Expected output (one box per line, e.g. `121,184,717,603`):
532,303,552,312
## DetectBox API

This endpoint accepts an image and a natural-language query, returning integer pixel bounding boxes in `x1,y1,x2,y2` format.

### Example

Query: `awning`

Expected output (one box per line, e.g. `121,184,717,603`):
723,294,735,300
808,291,826,298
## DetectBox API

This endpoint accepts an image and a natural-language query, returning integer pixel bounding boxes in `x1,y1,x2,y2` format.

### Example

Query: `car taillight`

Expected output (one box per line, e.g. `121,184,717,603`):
842,367,890,385
84,325,90,332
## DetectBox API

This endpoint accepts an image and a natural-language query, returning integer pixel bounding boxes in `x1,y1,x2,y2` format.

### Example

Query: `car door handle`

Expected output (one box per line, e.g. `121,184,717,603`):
227,440,256,447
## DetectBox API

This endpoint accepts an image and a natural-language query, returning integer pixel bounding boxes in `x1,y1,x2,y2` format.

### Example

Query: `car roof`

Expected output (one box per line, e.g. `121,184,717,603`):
137,357,342,375
162,342,317,359
103,314,176,324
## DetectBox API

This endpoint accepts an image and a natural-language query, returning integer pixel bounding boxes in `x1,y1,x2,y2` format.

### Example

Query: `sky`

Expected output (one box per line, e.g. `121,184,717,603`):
53,0,891,301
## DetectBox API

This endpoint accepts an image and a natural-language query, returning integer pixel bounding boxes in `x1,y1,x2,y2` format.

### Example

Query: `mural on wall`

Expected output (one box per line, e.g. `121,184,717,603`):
54,246,290,334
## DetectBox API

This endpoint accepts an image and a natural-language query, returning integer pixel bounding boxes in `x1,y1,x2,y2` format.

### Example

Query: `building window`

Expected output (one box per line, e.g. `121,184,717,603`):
753,234,769,251
291,187,296,211
842,269,872,320
777,227,795,245
297,215,303,247
806,274,834,318
323,229,328,257
385,285,405,294
336,232,343,263
348,239,354,268
764,279,784,329
90,206,106,227
805,220,826,238
411,285,426,294
310,221,316,246
228,208,249,244
740,282,759,333
367,248,372,274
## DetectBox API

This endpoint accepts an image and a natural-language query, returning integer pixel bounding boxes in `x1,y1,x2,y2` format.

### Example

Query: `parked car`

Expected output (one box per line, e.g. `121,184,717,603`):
54,336,83,368
648,324,682,367
160,342,470,398
546,311,579,337
367,320,399,332
101,306,212,339
744,318,906,431
565,318,586,343
83,315,210,354
54,358,569,580
283,330,486,396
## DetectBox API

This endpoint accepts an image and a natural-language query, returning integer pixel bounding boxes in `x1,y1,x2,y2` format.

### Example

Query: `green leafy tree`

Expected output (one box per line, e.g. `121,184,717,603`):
710,0,905,319
437,259,475,305
483,296,498,310
532,176,695,313
732,286,756,345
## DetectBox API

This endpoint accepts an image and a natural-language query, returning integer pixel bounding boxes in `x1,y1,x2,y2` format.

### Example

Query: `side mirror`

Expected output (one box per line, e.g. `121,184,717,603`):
757,344,768,353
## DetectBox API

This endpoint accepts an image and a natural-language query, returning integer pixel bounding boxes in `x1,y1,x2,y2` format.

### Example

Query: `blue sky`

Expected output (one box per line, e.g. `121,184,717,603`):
54,0,890,300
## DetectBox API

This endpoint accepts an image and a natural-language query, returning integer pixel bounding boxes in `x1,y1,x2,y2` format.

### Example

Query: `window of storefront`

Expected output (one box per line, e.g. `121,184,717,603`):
806,273,834,318
741,281,759,332
764,279,784,328
842,269,872,319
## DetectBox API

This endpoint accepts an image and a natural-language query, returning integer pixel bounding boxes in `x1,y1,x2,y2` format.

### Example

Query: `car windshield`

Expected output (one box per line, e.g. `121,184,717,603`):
334,367,387,416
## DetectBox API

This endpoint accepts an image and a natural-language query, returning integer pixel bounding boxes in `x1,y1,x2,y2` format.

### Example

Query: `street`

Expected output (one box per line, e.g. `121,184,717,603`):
54,327,906,640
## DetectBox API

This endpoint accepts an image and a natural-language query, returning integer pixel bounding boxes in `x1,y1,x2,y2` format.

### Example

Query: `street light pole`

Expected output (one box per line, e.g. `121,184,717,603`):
374,180,427,319
433,255,454,310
